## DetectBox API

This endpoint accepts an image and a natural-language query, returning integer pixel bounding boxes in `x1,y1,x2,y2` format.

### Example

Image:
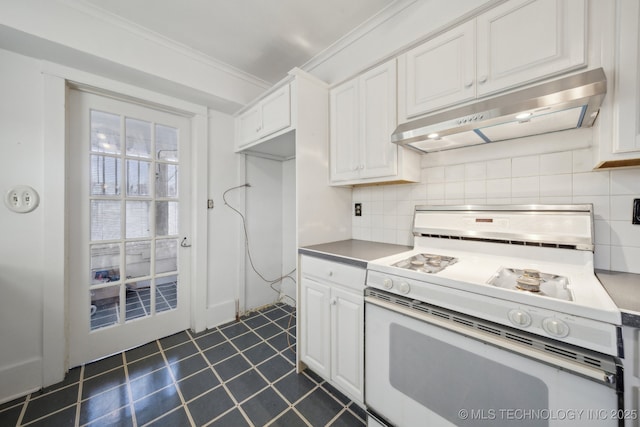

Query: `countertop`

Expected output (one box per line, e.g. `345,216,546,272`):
596,269,640,327
298,239,411,269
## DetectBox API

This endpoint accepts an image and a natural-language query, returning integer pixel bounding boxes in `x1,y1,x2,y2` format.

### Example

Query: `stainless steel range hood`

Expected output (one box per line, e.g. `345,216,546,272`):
391,68,607,153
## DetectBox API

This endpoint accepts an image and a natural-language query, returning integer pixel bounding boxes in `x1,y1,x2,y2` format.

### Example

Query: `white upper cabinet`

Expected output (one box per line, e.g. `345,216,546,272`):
399,0,587,121
476,0,586,97
401,20,476,117
330,79,360,182
359,61,398,179
594,0,640,168
236,83,291,150
330,59,420,186
611,0,640,154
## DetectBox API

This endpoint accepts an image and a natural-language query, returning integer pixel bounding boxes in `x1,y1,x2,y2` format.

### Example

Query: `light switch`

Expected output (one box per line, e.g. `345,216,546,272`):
4,185,40,213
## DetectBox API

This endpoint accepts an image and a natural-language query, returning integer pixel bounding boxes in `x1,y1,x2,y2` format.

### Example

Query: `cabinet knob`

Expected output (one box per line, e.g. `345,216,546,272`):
330,298,337,306
328,271,333,277
255,126,262,133
478,75,488,84
464,80,474,88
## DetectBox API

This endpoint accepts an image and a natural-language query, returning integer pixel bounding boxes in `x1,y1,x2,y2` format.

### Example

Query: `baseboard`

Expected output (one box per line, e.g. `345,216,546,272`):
205,299,236,330
0,357,42,404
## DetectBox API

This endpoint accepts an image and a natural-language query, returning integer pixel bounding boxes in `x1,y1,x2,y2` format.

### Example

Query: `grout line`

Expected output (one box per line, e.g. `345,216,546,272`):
154,339,196,427
14,392,29,426
74,364,84,427
122,346,139,427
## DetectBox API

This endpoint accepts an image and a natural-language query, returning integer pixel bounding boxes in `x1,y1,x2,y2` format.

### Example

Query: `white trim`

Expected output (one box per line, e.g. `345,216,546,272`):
0,357,42,404
191,113,209,333
42,61,208,117
300,0,419,73
41,73,67,387
205,300,237,329
61,0,271,90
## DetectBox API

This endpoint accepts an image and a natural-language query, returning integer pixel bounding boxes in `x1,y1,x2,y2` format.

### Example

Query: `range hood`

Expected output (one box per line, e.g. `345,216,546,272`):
391,68,607,153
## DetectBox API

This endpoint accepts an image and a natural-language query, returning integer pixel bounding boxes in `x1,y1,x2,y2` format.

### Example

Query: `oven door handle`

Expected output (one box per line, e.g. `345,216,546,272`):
366,296,618,387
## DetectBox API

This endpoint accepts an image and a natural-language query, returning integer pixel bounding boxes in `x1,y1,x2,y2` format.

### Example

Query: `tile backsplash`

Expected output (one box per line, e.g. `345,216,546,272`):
352,148,640,274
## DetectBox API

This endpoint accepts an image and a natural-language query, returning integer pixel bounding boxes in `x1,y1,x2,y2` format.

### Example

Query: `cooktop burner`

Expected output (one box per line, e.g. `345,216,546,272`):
487,267,573,301
391,253,458,274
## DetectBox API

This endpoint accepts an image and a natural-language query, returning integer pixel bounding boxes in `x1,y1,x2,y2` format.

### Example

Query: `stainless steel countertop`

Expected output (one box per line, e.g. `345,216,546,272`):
299,239,412,268
596,269,640,327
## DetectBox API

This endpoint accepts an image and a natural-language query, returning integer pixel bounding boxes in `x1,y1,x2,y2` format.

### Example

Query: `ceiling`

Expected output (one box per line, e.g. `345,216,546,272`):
81,0,397,85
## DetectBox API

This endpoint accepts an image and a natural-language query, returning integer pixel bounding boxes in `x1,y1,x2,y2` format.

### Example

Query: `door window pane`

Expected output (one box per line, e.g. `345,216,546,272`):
91,200,121,241
91,155,121,196
126,201,151,238
126,241,151,279
156,124,178,161
156,239,177,274
91,286,120,330
125,118,152,158
91,110,121,155
125,281,151,322
156,201,179,236
126,159,151,196
156,164,178,198
91,243,120,284
156,275,177,313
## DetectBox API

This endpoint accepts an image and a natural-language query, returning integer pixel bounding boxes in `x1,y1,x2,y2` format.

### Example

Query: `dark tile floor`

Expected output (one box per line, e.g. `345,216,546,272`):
0,303,366,426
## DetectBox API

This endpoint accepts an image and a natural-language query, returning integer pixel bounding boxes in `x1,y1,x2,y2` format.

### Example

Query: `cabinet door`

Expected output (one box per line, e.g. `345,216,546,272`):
260,84,291,138
237,106,261,148
330,79,360,182
359,60,398,179
330,286,364,403
476,0,586,96
299,277,331,379
615,0,640,153
403,20,476,118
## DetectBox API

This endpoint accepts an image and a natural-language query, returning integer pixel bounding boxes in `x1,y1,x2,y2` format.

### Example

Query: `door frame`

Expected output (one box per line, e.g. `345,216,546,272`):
41,62,209,387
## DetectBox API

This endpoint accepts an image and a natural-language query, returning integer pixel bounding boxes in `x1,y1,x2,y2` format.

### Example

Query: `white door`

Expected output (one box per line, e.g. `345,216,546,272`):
299,276,331,379
476,0,586,96
359,59,398,179
402,20,476,118
330,79,360,183
68,89,192,366
330,286,364,403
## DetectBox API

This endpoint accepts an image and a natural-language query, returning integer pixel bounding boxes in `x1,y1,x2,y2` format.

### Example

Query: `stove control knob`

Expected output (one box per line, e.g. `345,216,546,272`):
382,278,393,289
508,309,532,327
397,282,411,294
543,318,569,338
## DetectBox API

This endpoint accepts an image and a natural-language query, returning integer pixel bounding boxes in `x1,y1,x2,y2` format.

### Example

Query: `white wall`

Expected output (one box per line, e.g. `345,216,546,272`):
206,111,244,326
244,156,284,310
0,49,46,400
352,131,640,274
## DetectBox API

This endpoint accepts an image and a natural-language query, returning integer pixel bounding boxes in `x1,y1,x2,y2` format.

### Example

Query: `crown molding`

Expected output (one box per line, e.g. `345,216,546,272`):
61,0,271,91
300,0,418,74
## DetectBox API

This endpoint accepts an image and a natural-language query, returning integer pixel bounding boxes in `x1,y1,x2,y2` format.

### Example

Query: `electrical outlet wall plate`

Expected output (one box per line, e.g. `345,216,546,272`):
4,185,40,213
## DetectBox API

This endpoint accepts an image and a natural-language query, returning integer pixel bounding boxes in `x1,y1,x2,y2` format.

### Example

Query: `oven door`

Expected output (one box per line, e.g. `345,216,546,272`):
365,294,622,427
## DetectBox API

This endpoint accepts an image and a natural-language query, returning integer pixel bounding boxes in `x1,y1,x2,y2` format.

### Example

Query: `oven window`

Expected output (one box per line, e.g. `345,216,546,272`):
389,323,549,426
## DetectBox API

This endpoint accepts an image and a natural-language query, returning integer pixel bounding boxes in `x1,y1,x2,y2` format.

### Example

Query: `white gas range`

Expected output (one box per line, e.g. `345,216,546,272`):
365,205,624,427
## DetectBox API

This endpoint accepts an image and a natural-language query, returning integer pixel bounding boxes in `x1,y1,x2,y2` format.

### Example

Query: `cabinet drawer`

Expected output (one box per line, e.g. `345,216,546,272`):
301,255,366,292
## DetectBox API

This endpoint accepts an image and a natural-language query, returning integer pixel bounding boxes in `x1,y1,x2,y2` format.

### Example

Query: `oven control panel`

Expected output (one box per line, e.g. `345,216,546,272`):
366,270,619,356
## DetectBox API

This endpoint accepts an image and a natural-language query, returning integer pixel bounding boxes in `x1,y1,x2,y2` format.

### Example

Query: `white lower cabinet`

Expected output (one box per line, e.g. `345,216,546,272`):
299,256,365,405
